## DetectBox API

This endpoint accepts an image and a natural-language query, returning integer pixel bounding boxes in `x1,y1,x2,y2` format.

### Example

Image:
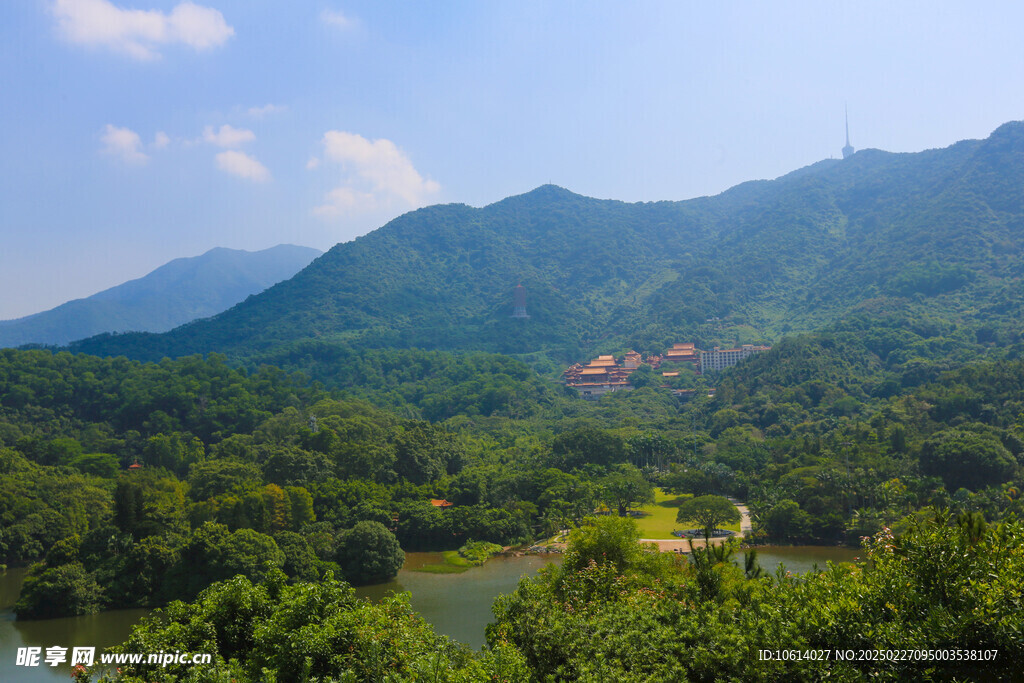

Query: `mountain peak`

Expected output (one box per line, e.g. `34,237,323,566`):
0,245,321,348
514,184,579,201
485,184,584,211
986,119,1024,140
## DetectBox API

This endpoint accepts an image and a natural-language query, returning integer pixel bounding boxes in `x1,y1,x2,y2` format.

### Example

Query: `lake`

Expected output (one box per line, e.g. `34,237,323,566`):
0,545,856,681
1,567,149,683
354,552,562,648
0,553,559,681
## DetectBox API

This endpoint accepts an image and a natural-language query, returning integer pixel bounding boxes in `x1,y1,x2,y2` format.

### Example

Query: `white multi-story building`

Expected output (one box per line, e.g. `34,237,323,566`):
699,344,770,373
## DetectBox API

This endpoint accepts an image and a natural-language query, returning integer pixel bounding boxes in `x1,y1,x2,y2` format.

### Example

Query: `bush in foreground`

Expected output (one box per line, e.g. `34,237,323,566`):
95,571,526,683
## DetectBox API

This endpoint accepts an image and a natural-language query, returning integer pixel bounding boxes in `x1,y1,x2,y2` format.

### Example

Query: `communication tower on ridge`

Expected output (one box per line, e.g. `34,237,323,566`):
511,283,529,318
842,105,855,159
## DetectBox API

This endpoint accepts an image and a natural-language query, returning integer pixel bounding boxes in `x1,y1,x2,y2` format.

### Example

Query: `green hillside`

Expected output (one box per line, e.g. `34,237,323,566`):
70,121,1024,364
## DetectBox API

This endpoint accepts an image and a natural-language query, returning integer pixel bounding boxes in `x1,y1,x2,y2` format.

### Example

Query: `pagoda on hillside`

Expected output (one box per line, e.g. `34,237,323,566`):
511,284,529,318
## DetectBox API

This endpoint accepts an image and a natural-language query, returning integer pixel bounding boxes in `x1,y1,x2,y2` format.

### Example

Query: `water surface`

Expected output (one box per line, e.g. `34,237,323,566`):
0,553,558,680
1,567,148,683
739,545,860,574
355,552,561,648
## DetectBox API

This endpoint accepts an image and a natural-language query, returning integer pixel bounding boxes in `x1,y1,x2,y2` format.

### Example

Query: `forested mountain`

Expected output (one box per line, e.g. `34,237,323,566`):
0,244,321,348
66,121,1024,364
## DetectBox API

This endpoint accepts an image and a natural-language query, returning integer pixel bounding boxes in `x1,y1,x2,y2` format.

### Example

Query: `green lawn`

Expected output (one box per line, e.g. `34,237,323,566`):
414,551,472,573
539,531,570,546
633,488,742,539
413,542,504,573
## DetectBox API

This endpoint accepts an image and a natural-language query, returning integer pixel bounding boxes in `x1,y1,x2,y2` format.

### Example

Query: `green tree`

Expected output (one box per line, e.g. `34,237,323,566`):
141,433,204,475
114,536,179,606
600,463,654,516
69,452,120,478
562,515,650,574
920,428,1019,491
45,534,81,566
41,437,83,466
284,485,316,530
627,432,675,469
261,445,331,487
186,458,261,500
113,479,145,538
336,520,404,586
676,495,741,540
662,467,713,496
273,531,320,582
537,468,598,524
173,523,284,598
221,528,286,584
760,499,812,541
628,364,656,388
392,422,465,485
550,427,626,470
15,562,103,618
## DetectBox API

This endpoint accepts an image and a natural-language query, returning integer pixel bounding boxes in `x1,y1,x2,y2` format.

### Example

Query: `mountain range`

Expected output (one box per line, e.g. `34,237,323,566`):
68,121,1024,364
0,245,321,348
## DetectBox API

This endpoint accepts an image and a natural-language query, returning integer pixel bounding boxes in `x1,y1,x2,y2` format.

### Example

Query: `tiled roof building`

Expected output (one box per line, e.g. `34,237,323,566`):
563,351,644,399
664,342,700,366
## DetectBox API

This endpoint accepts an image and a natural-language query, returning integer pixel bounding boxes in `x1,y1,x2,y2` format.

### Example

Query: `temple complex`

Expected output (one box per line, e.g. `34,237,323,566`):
563,353,640,399
564,341,772,398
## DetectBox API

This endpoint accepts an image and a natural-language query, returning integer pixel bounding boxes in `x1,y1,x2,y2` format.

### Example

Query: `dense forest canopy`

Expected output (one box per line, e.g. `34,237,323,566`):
3,333,1022,621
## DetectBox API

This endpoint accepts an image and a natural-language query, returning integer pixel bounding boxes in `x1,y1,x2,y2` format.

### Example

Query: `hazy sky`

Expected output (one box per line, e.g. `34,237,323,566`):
2,1,1023,319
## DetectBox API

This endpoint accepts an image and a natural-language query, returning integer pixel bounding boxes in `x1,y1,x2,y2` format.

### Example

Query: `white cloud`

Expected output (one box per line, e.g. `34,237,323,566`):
215,150,270,182
313,131,440,215
320,8,356,30
51,0,233,61
100,124,148,164
247,103,287,118
306,156,320,170
203,124,255,148
153,131,170,148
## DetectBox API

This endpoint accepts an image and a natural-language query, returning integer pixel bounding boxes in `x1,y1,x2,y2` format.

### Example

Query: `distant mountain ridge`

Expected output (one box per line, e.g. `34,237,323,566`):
68,121,1024,362
0,245,321,348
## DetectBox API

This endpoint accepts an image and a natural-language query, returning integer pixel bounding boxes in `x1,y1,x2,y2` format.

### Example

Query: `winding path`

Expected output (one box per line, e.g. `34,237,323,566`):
640,498,752,552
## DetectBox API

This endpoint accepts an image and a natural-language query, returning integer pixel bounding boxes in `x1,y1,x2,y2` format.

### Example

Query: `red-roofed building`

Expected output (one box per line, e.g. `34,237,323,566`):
564,351,651,399
664,342,701,367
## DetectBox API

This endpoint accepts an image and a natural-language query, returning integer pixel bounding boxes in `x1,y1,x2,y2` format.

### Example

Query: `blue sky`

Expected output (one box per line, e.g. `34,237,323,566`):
2,1,1024,319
